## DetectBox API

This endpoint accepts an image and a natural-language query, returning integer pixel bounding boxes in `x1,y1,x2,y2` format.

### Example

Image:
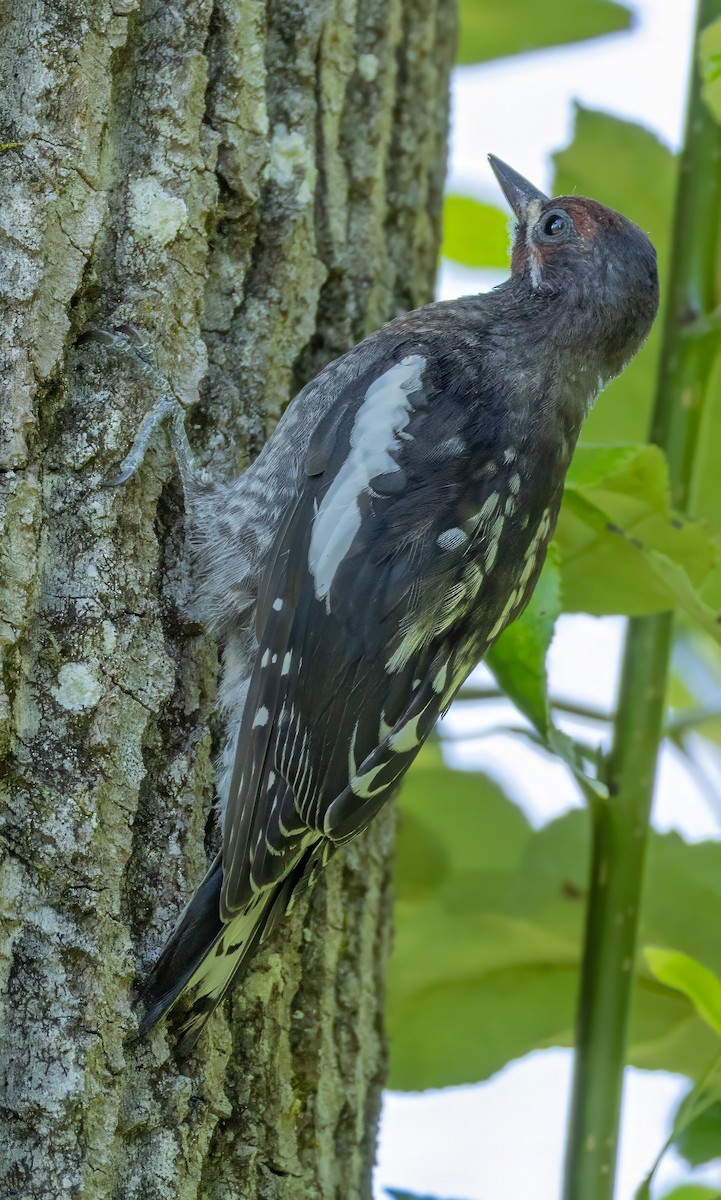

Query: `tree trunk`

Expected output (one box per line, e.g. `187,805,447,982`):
0,0,455,1197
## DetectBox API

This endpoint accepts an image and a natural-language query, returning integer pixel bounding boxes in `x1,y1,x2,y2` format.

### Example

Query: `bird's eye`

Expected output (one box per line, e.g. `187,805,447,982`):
544,215,565,235
537,210,571,242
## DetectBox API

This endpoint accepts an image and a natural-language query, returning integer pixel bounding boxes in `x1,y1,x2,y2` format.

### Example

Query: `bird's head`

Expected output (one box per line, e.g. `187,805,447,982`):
489,155,659,374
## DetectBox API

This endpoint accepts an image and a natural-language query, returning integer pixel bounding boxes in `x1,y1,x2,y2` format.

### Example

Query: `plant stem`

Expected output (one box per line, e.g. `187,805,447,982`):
563,614,673,1196
562,3,721,1197
456,688,721,734
666,705,721,735
458,686,613,723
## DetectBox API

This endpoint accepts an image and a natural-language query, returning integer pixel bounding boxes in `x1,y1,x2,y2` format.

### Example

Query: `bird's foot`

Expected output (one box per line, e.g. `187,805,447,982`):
78,324,198,491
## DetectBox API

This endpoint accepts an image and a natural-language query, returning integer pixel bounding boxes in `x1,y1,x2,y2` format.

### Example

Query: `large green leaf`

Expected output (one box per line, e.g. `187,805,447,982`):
442,194,510,269
552,107,676,447
554,444,721,635
457,0,631,66
388,762,721,1090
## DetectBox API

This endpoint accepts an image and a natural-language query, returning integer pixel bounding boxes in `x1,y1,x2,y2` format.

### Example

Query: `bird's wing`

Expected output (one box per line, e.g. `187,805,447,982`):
219,344,501,922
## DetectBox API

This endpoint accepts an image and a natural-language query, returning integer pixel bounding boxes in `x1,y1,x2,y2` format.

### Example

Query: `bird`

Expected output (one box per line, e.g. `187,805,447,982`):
93,156,659,1052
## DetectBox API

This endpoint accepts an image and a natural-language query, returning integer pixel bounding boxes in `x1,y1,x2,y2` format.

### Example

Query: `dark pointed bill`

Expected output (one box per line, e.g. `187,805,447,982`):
488,155,548,220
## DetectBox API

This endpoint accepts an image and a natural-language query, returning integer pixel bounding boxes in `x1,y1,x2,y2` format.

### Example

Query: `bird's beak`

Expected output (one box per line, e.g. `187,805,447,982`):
488,155,548,220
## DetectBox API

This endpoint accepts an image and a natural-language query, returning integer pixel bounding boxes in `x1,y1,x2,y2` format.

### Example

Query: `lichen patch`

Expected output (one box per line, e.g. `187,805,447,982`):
128,177,188,246
52,663,103,713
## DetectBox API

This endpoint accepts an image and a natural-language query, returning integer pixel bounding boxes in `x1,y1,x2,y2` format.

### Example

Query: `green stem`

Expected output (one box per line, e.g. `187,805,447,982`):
562,3,721,1196
457,687,721,733
563,615,673,1196
666,705,721,735
458,686,613,723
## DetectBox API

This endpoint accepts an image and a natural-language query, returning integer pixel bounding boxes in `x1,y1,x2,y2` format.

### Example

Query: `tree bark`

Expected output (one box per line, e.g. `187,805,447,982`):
0,0,455,1197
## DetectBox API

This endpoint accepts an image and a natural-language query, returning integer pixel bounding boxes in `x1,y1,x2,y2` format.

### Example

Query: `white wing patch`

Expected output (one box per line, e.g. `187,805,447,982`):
252,706,270,728
308,355,426,611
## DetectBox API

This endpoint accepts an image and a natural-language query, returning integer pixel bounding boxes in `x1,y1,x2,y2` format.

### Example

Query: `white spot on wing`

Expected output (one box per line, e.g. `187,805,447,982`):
308,355,425,611
389,713,424,752
272,598,283,611
348,760,388,801
437,527,468,551
252,706,270,728
348,719,360,778
432,661,449,694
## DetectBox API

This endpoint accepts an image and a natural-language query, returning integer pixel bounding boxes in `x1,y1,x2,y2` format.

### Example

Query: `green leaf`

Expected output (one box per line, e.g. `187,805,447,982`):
658,1188,721,1199
389,770,721,1090
628,950,721,1185
553,107,676,447
388,764,578,1089
675,1098,721,1168
645,949,721,1038
555,444,721,637
442,194,510,269
486,545,606,796
457,0,631,66
486,546,561,739
638,1055,721,1188
699,17,721,123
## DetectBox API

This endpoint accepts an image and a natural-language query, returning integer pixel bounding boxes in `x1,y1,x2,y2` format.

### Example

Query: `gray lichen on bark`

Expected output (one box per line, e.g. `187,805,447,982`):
0,0,456,1196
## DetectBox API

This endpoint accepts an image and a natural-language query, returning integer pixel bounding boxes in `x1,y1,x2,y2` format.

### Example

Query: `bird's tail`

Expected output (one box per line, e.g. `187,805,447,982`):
137,855,289,1054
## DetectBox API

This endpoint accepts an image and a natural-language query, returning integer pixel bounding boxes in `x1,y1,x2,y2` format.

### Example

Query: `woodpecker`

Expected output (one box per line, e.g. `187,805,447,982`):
96,157,658,1051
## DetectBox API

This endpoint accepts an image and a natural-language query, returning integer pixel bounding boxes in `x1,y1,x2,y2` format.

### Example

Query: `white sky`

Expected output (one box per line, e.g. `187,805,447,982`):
375,3,721,1199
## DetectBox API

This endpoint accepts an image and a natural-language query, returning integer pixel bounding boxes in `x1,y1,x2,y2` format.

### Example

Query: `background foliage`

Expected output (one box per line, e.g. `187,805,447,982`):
387,2,721,1197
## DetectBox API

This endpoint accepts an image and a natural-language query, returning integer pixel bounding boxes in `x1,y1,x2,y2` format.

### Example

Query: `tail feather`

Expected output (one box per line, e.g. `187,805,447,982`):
137,856,225,1037
136,855,307,1053
170,896,271,1055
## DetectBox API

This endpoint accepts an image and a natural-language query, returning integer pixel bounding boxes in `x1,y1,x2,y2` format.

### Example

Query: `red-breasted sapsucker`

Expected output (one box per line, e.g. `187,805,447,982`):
92,157,659,1051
